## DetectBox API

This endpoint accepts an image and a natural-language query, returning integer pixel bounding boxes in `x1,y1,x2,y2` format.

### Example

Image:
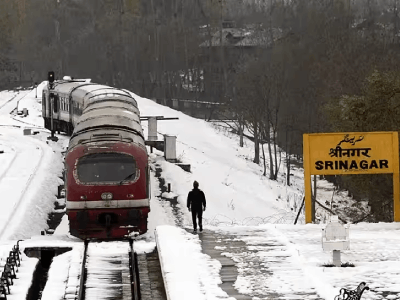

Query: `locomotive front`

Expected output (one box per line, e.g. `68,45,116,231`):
65,91,150,239
66,138,149,239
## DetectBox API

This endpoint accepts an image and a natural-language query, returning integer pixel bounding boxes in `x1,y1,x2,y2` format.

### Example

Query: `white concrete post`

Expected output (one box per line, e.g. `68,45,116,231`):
332,250,341,267
164,135,177,161
148,117,157,141
322,215,350,267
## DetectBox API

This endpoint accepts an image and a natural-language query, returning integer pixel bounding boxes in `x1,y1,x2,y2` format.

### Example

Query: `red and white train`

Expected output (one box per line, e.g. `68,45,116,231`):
42,76,150,239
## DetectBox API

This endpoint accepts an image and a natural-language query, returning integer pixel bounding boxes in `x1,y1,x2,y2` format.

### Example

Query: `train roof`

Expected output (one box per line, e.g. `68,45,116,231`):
43,80,91,93
68,127,146,151
44,80,138,109
84,90,137,108
43,79,144,143
83,101,140,115
73,105,144,138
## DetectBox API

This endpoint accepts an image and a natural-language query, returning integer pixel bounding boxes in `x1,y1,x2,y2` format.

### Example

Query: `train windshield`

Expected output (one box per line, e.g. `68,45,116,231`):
77,153,136,184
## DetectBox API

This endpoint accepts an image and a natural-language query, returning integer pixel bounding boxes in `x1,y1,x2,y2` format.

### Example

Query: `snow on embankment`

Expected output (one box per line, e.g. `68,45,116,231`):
5,137,64,240
129,92,295,227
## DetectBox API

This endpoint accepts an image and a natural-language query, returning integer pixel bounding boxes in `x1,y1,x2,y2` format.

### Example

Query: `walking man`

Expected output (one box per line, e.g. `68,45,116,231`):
187,180,206,233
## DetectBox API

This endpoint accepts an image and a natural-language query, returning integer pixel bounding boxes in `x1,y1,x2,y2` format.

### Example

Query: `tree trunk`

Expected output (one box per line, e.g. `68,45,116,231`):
312,175,317,222
268,133,274,179
286,130,291,185
273,129,279,180
262,143,267,176
286,151,291,185
239,115,244,147
253,123,260,164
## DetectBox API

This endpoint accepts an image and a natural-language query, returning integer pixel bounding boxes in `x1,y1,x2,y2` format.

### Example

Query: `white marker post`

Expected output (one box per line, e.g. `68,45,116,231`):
148,117,157,141
164,135,177,162
322,215,350,267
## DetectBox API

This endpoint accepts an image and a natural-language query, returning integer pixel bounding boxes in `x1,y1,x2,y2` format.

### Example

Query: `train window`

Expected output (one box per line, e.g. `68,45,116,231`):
76,153,136,184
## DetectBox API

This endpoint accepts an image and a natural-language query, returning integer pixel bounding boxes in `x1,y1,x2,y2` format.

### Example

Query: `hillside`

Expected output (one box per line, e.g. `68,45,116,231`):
129,91,370,232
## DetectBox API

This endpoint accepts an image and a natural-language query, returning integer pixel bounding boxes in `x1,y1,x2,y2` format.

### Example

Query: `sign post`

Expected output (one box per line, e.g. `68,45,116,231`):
393,133,400,221
303,132,400,223
47,71,58,142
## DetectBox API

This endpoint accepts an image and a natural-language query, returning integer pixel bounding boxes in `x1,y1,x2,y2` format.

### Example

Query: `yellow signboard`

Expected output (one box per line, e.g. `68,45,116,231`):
306,132,397,175
303,132,400,223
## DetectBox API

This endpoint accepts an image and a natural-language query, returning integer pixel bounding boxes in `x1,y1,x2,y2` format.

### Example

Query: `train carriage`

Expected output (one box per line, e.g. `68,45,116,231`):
43,77,150,239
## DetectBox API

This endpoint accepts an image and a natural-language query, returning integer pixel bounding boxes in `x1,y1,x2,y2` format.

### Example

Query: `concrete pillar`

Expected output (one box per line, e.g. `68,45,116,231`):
23,128,31,135
333,250,341,267
148,117,157,141
164,135,177,161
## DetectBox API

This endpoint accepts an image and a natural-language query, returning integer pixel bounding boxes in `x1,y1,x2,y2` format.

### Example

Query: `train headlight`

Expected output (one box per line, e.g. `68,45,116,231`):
80,195,87,200
101,192,113,200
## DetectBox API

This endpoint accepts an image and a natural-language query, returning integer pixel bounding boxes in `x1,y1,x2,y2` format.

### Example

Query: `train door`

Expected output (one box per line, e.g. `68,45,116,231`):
50,93,60,132
53,94,60,118
69,95,73,134
42,89,48,118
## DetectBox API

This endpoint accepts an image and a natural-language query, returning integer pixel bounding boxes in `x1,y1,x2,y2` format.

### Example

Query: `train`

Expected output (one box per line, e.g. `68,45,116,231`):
42,74,150,239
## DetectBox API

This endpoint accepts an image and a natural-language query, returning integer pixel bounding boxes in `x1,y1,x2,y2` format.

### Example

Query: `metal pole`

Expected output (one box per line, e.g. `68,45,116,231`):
392,132,400,221
50,93,54,139
312,175,316,222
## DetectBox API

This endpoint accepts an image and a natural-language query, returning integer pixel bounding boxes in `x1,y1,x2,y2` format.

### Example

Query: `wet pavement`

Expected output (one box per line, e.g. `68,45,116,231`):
198,229,323,300
137,249,167,300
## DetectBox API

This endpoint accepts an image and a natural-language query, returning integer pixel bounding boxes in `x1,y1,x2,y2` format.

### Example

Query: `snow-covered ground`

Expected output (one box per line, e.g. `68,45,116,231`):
0,83,397,300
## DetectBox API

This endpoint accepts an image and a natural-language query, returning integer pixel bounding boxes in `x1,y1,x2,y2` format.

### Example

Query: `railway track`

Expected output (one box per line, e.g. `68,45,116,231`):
0,91,22,110
0,90,30,113
74,239,167,300
77,240,139,300
0,135,45,240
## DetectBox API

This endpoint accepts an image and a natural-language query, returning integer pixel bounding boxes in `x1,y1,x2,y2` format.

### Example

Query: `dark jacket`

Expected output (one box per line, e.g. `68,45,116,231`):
187,188,206,211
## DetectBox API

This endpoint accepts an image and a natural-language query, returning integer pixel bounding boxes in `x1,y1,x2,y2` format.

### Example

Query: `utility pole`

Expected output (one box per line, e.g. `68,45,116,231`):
218,0,228,102
54,0,64,75
117,0,124,86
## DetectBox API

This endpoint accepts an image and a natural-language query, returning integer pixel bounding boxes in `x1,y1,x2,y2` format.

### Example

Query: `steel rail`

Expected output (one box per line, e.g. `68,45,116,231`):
130,239,140,300
77,239,89,300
